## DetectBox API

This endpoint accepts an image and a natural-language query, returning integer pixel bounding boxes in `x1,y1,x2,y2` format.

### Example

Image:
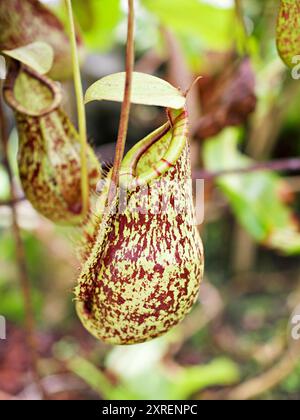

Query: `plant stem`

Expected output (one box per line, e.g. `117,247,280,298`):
0,89,47,399
228,344,300,400
107,0,135,205
234,0,249,56
65,0,89,217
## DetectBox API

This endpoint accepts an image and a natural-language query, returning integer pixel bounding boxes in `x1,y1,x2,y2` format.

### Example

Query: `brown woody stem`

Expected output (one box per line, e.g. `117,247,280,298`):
194,157,300,180
107,0,135,205
0,88,47,399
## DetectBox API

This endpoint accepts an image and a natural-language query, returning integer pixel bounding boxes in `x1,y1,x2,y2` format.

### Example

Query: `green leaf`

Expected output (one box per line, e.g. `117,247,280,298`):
3,42,54,75
276,0,300,68
141,0,235,51
117,357,239,400
67,355,140,400
105,340,239,400
85,72,186,109
173,358,240,399
203,128,300,254
72,0,122,51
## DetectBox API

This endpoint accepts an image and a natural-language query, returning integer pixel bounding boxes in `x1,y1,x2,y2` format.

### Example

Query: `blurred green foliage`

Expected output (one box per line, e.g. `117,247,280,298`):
62,341,239,400
73,0,123,51
1,0,300,401
204,128,300,254
141,0,236,50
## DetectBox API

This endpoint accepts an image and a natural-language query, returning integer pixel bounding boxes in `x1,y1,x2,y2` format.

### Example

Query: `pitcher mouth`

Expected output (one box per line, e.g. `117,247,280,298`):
3,60,62,117
119,108,188,190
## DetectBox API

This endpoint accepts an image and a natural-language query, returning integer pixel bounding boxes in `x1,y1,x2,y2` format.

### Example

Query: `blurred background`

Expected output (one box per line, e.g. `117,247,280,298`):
1,0,300,400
